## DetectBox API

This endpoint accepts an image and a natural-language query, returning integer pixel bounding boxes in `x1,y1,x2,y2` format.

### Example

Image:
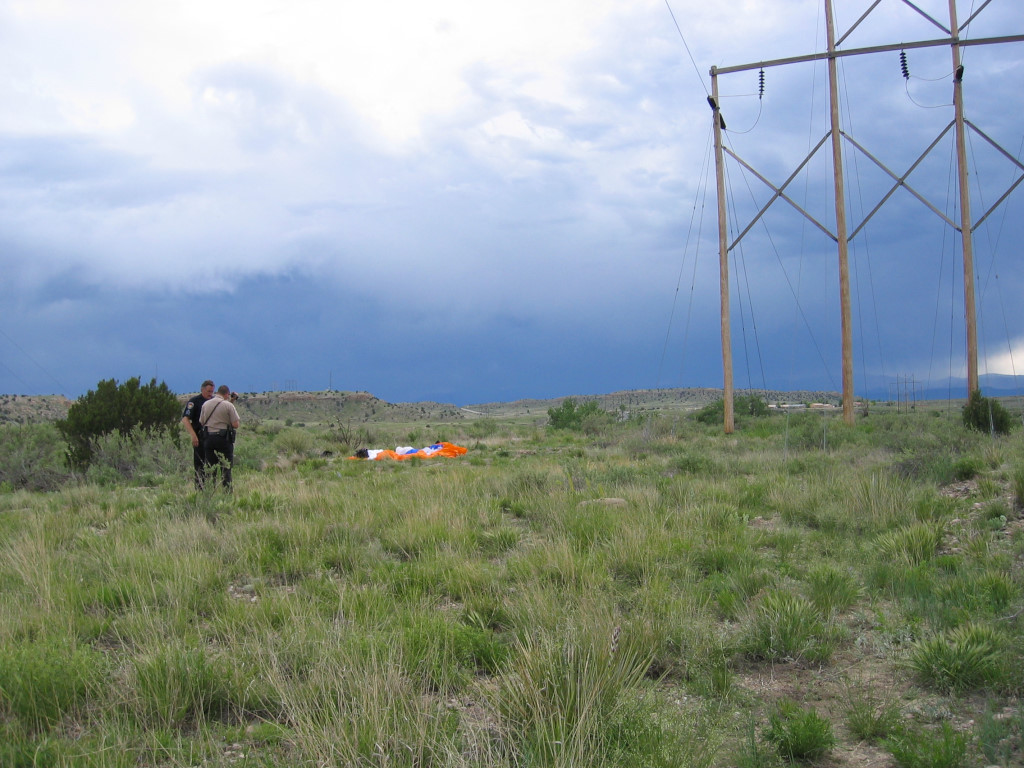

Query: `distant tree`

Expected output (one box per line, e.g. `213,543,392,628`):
57,377,182,470
694,394,769,425
547,397,604,430
737,394,769,417
962,390,1013,435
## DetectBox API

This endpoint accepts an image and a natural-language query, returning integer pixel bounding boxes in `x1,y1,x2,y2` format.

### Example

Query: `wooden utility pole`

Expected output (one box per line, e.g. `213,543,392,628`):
949,0,979,396
825,0,855,426
711,71,735,434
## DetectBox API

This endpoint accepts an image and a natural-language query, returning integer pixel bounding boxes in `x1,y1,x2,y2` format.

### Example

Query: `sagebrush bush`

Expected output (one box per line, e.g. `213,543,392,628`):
784,411,831,451
83,427,186,486
329,422,377,451
275,427,314,456
0,423,70,491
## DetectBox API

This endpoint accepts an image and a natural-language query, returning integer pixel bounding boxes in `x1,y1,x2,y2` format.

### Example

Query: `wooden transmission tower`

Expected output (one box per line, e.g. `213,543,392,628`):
709,0,1024,432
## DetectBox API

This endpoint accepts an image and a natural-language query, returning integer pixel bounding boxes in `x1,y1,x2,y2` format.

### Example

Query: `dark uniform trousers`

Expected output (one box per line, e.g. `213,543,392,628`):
204,430,234,489
193,434,207,489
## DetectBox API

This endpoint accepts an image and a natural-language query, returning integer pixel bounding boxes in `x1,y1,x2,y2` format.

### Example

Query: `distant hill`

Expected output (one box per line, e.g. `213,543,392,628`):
0,394,73,425
461,387,842,418
2,388,847,426
858,373,1024,402
235,390,465,424
12,381,1024,427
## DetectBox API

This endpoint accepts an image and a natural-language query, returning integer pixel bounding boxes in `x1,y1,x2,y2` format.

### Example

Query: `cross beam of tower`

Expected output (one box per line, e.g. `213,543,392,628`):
709,0,1024,433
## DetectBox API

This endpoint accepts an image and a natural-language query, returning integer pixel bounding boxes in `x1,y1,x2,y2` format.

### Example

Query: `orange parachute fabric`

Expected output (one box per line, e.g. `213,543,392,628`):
349,441,468,461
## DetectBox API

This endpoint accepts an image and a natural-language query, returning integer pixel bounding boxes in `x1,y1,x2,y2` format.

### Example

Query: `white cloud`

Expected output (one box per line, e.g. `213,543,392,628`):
983,340,1024,377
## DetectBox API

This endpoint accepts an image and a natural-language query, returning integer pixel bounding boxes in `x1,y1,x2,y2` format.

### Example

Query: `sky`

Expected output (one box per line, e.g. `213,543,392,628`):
2,0,1023,405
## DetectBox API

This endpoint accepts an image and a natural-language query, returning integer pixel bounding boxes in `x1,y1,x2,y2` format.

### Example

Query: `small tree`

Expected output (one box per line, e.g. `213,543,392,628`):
694,394,768,425
57,377,182,470
547,398,604,430
962,389,1013,435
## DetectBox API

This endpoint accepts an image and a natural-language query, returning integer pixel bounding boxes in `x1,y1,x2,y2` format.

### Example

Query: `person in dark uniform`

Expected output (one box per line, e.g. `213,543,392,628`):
181,379,214,489
200,384,241,490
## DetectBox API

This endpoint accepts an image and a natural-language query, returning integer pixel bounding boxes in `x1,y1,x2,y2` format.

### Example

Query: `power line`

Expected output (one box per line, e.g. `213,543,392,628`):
663,0,709,96
0,326,69,393
0,358,31,391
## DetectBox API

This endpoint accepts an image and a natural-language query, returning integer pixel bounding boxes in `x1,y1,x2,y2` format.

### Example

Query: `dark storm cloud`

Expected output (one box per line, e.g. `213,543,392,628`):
0,1,1021,402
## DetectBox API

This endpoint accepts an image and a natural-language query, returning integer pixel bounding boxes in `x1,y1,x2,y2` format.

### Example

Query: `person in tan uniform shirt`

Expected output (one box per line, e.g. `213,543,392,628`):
199,384,241,489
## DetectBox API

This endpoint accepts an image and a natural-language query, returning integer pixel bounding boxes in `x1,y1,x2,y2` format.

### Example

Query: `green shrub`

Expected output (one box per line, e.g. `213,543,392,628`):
83,427,185,485
496,623,651,765
129,645,239,728
734,717,784,768
765,699,835,761
950,455,984,481
671,452,721,476
56,377,181,470
0,639,107,733
843,685,901,743
939,570,1016,616
1012,465,1024,509
962,390,1013,435
741,590,836,663
275,427,314,456
400,612,506,692
886,721,968,768
547,397,608,430
805,566,861,617
605,692,718,768
694,394,768,425
908,622,1005,693
976,704,1024,767
0,424,70,491
874,523,942,566
329,422,376,452
784,411,834,451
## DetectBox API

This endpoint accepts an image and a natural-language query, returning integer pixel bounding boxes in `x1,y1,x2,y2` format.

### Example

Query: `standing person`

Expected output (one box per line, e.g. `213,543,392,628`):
200,384,241,490
181,379,214,489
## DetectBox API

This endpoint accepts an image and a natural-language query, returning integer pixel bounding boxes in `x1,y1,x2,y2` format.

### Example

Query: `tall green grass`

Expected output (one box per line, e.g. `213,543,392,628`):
1,406,1022,765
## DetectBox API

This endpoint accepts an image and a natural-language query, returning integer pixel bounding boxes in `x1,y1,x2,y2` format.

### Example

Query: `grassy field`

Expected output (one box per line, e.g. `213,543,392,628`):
1,397,1023,767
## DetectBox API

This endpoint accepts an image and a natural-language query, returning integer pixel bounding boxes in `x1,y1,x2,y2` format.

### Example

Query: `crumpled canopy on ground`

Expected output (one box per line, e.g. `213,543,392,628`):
349,441,468,461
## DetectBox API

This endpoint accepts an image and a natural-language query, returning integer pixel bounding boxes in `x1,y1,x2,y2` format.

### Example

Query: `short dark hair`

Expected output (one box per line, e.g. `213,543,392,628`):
217,384,230,396
202,380,214,389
